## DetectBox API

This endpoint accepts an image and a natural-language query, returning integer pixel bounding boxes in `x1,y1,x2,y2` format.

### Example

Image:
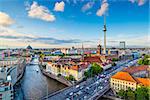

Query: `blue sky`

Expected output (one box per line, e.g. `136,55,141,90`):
0,0,149,48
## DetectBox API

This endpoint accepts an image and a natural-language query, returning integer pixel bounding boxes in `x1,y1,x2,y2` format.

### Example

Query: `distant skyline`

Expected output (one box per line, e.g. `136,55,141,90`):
0,0,149,48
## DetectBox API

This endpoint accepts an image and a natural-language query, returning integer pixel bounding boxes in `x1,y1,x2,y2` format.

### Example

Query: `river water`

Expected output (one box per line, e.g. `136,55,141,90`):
14,58,66,100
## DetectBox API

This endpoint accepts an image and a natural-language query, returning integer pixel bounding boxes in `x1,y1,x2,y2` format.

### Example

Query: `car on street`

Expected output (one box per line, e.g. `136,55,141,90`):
66,98,71,100
76,85,80,88
86,86,90,90
84,96,87,99
80,86,84,90
69,92,73,96
77,91,82,95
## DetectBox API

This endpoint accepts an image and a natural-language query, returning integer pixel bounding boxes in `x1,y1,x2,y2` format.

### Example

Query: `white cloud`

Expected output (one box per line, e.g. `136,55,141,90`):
54,1,65,12
81,2,94,12
0,12,14,27
96,1,109,16
0,26,36,39
129,0,146,6
27,1,55,22
138,0,145,6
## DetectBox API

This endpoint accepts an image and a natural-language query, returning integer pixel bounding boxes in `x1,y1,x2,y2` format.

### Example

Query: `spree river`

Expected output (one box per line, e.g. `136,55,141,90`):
14,58,66,100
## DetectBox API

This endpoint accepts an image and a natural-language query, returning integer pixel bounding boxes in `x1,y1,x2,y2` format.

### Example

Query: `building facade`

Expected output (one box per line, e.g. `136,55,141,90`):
46,62,90,81
110,71,150,92
0,68,13,100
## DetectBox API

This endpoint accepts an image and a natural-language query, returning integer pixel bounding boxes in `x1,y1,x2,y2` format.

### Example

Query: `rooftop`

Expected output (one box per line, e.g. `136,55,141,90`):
123,65,149,74
135,78,150,87
84,56,102,63
111,71,137,83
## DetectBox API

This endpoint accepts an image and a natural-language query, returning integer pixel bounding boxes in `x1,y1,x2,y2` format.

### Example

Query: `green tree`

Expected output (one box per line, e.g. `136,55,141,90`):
40,53,45,59
138,59,143,65
65,75,75,81
84,63,103,78
84,71,90,78
91,63,103,75
126,88,135,100
118,89,127,99
138,55,150,65
112,58,119,62
135,87,149,100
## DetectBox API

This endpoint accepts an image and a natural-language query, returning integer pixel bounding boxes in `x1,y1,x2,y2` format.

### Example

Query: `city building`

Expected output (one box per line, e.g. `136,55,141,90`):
131,52,140,59
26,45,33,50
97,44,102,55
108,49,119,55
46,61,90,81
83,56,112,70
0,68,13,100
45,56,90,81
119,41,126,49
51,50,63,55
110,71,150,92
123,65,149,77
0,57,19,67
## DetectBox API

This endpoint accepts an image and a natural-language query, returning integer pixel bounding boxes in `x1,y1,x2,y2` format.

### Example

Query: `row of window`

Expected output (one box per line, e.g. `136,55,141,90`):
112,83,135,90
112,79,134,85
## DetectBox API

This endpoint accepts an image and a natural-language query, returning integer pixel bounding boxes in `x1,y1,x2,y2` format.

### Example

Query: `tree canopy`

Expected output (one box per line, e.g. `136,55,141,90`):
138,55,150,65
84,63,103,78
117,87,149,100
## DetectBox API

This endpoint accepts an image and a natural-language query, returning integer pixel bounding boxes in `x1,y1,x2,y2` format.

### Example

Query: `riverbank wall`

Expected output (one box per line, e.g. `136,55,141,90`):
42,69,73,86
10,59,26,86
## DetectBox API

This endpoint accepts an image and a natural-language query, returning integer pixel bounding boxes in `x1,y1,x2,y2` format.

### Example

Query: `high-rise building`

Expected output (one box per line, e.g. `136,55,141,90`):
120,41,125,49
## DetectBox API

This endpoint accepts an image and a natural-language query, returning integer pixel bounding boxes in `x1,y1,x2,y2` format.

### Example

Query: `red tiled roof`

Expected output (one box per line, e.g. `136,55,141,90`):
84,56,102,63
71,65,79,71
111,71,137,83
123,65,149,74
135,78,150,87
70,63,90,71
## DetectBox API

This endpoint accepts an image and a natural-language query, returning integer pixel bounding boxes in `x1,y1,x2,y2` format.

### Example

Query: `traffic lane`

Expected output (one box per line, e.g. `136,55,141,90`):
64,83,95,99
63,79,97,99
65,79,109,100
61,79,107,100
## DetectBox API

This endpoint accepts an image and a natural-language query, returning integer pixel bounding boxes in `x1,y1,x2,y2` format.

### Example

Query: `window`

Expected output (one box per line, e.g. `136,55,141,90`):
132,87,134,90
5,87,8,91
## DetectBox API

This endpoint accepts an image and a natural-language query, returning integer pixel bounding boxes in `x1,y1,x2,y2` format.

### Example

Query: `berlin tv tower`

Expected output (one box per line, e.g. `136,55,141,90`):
103,14,107,55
